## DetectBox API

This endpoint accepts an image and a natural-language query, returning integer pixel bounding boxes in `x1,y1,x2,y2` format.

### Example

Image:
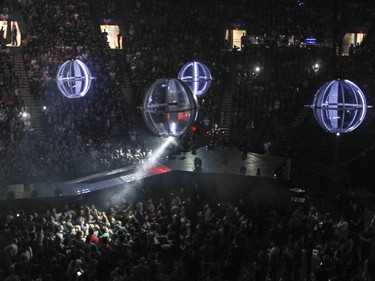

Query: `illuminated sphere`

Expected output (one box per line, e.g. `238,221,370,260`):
56,59,93,98
142,78,198,137
310,79,368,134
178,61,212,96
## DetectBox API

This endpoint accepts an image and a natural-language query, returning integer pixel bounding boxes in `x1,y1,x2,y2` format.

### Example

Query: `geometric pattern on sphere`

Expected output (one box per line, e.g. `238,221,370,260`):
311,79,368,134
56,59,93,98
142,78,198,137
178,61,212,96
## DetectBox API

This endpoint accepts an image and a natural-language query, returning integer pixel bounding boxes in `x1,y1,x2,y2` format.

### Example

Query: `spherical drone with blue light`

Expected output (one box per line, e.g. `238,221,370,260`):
57,59,93,98
177,61,212,96
309,79,369,134
142,78,198,137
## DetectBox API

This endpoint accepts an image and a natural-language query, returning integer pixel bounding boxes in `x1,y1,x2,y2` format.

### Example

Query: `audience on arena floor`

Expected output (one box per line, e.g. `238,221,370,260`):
0,181,374,281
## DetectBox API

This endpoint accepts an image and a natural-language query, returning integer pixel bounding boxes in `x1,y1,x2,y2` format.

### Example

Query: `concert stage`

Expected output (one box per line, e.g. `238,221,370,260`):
162,146,290,179
1,147,291,201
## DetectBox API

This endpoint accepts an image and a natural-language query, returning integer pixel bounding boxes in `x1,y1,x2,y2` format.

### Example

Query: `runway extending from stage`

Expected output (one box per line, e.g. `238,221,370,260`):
1,146,291,200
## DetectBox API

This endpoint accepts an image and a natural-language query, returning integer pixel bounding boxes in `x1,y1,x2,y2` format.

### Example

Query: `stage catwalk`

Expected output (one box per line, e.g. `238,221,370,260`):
1,147,290,200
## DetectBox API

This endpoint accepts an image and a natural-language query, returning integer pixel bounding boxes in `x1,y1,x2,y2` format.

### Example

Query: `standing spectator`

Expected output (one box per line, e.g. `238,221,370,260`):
267,241,281,281
252,250,268,281
102,29,109,44
334,215,349,241
11,23,17,46
364,257,375,281
132,257,151,281
304,232,315,281
0,26,4,42
280,245,293,281
2,238,18,268
169,264,188,281
117,31,122,49
314,255,333,281
359,226,374,265
292,239,303,281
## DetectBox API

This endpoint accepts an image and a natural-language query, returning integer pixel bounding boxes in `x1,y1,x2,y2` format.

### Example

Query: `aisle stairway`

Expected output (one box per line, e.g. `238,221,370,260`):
120,71,134,107
218,87,233,143
12,48,46,141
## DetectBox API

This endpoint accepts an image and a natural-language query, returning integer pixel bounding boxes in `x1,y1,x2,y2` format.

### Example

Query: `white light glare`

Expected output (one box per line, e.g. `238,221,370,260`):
255,66,261,72
132,136,174,183
170,122,176,134
148,137,175,163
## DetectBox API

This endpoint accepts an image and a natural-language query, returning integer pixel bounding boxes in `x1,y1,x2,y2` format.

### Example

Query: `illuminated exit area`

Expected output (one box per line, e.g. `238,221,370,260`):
342,32,366,56
100,24,122,49
225,28,246,51
0,19,7,41
0,20,21,47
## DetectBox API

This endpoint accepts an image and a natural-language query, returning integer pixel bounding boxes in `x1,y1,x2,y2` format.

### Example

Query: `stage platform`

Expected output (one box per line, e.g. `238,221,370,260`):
1,147,290,200
162,146,290,179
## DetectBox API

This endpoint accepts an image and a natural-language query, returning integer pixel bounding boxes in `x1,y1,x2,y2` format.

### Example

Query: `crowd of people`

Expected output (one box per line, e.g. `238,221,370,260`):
0,0,150,183
229,46,328,153
0,135,155,186
0,0,375,281
0,180,375,281
19,0,132,139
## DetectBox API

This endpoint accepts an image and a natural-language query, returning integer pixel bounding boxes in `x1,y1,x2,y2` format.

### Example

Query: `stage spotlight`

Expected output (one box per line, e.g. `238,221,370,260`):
194,157,202,172
55,188,63,197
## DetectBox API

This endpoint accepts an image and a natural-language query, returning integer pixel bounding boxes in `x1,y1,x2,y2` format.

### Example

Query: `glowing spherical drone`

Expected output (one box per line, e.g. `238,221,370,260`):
56,59,93,98
177,61,212,96
142,78,198,137
309,79,369,134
